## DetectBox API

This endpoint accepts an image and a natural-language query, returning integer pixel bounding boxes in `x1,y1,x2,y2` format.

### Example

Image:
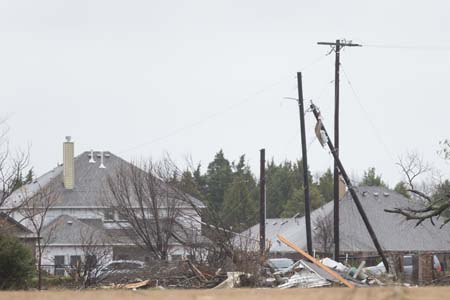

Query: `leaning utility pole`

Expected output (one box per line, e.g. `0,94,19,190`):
259,148,266,256
317,39,361,261
297,72,313,255
310,102,389,272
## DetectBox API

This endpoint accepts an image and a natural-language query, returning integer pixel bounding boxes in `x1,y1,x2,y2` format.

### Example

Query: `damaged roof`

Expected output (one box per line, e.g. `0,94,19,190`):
240,186,450,253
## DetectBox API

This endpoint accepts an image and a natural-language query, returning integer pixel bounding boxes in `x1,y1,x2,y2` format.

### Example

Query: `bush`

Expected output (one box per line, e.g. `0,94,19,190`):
0,235,35,289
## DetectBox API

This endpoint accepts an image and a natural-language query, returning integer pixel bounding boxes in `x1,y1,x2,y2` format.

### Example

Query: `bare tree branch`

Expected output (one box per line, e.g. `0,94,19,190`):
387,149,450,228
18,180,60,290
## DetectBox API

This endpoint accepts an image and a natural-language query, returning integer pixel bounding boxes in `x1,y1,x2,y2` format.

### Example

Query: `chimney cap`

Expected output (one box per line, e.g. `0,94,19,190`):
65,136,72,142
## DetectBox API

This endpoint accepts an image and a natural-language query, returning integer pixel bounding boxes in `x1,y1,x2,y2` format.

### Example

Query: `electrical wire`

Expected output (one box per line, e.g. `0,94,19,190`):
340,65,397,166
117,54,330,155
363,44,450,51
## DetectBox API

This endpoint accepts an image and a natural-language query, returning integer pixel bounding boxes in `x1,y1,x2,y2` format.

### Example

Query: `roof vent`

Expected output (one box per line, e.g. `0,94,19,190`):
373,192,379,197
272,221,277,225
104,152,111,158
383,192,390,197
67,220,73,225
99,151,106,169
362,191,368,197
89,149,96,163
281,220,288,225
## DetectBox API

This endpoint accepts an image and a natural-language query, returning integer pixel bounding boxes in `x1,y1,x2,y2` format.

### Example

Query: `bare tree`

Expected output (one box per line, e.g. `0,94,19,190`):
67,228,111,288
105,158,191,261
313,212,334,255
19,181,60,290
0,121,30,213
385,151,450,227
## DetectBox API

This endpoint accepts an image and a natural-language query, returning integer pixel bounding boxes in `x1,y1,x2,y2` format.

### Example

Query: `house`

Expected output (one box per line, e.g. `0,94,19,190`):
239,186,450,281
2,137,205,274
0,212,38,256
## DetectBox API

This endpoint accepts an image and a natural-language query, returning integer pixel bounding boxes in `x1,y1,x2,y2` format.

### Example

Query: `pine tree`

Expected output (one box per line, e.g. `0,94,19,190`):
221,155,258,231
360,167,387,187
25,169,34,184
318,168,333,203
394,181,410,198
205,150,233,210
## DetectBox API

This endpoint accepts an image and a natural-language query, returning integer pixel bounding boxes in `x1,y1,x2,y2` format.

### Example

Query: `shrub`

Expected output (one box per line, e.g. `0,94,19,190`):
0,235,35,289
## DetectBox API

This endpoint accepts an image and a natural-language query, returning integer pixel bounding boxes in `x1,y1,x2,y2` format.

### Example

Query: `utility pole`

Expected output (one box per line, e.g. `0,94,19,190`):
317,39,361,261
297,72,312,255
259,148,266,256
310,102,389,272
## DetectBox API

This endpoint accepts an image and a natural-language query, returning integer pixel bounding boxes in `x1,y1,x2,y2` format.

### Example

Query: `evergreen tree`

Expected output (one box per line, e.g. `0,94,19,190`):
179,170,205,200
222,175,258,231
318,168,333,203
10,170,23,192
265,160,299,218
205,150,233,210
0,235,35,289
394,181,410,198
432,180,450,202
221,155,258,231
25,169,33,184
360,167,387,187
280,184,322,218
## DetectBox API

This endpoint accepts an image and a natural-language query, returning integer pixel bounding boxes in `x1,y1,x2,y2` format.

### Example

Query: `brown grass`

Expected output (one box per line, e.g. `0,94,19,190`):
0,287,448,300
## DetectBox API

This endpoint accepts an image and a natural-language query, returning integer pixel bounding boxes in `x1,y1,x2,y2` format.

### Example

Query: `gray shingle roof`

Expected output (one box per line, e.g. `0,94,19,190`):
339,186,450,252
240,186,450,253
236,201,333,252
7,151,204,209
42,215,112,245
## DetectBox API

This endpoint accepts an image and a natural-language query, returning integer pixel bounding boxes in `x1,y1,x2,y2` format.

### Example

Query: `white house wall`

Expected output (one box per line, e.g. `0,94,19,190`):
41,245,113,275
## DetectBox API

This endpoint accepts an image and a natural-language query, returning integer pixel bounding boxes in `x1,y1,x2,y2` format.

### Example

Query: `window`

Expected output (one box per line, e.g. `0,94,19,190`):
117,211,128,221
54,255,65,276
85,255,97,269
104,209,114,221
70,255,81,267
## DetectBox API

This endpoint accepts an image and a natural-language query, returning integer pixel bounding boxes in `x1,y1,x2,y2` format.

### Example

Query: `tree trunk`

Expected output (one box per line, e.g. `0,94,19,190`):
37,241,42,290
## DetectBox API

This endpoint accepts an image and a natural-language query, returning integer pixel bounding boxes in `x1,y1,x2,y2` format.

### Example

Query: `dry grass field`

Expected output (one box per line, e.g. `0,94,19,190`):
0,287,448,300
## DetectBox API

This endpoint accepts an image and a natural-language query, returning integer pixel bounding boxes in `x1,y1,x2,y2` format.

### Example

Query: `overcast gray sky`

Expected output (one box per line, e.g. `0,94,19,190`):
2,0,450,185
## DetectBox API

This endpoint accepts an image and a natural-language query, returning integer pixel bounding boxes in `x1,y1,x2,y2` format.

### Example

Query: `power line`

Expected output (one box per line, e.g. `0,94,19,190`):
340,65,396,165
118,54,330,155
363,44,450,51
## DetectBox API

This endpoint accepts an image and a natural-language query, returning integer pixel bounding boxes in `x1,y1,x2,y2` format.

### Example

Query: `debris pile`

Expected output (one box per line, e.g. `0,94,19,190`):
95,235,392,290
263,257,389,289
259,234,393,289
97,259,240,290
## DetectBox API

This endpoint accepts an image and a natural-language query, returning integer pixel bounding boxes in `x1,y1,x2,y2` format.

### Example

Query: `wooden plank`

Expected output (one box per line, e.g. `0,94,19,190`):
276,233,354,288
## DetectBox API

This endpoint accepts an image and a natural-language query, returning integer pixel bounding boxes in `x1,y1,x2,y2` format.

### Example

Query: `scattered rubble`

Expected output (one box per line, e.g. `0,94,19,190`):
266,233,393,289
92,237,394,291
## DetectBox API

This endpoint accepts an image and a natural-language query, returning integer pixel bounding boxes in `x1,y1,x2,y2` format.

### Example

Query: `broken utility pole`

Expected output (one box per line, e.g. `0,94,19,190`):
297,72,313,255
317,39,361,262
310,102,389,272
259,148,266,256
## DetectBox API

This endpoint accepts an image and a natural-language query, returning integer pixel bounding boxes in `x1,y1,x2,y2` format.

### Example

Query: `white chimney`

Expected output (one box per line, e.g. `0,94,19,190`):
63,136,75,189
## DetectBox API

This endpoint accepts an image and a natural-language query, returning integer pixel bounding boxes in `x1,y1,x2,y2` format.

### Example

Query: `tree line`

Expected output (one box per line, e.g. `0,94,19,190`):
177,150,333,232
